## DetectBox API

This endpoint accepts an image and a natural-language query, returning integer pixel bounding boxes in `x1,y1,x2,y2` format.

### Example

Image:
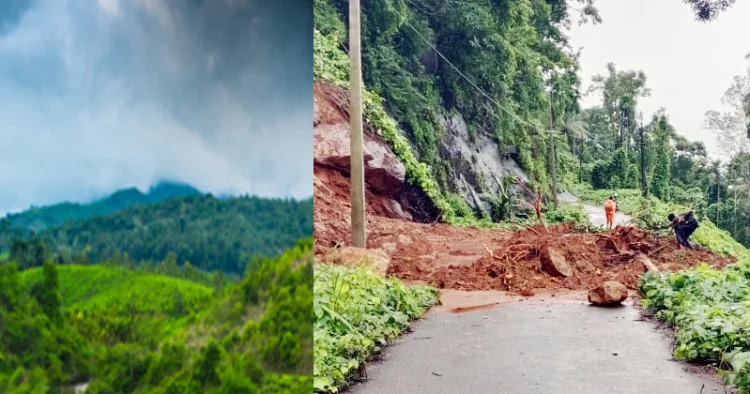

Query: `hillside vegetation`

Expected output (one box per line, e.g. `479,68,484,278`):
0,238,313,394
0,194,313,275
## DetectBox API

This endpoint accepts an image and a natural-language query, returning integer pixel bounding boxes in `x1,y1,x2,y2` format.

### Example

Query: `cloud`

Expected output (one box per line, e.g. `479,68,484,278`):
0,0,313,215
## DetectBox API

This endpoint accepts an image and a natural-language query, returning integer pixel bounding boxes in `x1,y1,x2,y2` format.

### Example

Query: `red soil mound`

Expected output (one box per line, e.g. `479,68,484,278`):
388,224,734,294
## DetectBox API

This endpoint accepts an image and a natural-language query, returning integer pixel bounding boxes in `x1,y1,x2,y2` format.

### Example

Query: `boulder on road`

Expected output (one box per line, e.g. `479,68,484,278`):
321,246,391,277
588,281,629,306
540,246,573,278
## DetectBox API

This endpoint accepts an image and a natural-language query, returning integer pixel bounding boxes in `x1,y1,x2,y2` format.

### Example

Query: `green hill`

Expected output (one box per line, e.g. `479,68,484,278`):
1,193,313,274
0,238,313,393
3,181,201,232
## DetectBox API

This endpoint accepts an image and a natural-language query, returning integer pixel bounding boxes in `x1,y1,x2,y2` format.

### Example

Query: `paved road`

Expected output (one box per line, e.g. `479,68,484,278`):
350,296,725,394
558,191,632,228
581,203,632,228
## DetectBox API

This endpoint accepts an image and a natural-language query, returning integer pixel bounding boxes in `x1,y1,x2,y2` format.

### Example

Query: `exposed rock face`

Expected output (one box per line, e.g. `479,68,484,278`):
438,112,531,215
314,93,406,197
321,246,391,277
313,82,438,222
588,281,629,306
540,246,573,278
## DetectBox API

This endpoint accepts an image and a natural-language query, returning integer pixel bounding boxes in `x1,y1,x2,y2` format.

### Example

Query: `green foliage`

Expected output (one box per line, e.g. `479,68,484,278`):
639,260,750,393
446,194,474,219
590,148,636,189
21,265,214,315
543,206,588,226
0,238,314,393
1,194,313,275
313,264,439,393
651,115,672,200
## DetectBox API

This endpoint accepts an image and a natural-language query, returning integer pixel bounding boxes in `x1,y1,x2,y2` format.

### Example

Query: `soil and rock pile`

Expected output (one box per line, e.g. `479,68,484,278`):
387,224,733,295
313,80,735,296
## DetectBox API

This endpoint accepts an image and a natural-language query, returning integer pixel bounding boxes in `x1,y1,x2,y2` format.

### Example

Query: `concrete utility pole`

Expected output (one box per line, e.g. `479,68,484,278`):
349,0,366,248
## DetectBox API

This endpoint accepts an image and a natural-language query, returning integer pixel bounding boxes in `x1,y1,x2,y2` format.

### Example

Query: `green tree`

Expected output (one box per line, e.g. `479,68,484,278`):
651,113,673,201
192,339,223,387
38,261,62,323
705,75,750,158
588,63,650,153
173,289,185,316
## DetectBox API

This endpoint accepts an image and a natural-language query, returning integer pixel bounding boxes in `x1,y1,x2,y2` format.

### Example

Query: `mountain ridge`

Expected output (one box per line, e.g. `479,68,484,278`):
3,180,202,232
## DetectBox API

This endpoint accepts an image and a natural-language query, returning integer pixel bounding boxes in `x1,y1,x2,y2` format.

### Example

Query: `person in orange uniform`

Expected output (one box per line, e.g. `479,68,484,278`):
604,195,617,230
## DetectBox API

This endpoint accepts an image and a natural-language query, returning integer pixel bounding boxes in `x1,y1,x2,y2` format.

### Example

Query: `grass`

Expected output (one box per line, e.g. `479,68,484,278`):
313,263,440,393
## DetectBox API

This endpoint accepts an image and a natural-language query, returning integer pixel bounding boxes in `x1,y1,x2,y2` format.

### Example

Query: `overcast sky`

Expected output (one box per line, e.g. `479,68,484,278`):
0,0,312,215
568,0,750,159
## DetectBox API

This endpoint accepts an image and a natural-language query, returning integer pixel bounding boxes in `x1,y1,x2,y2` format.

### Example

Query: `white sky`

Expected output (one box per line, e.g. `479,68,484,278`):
568,0,750,159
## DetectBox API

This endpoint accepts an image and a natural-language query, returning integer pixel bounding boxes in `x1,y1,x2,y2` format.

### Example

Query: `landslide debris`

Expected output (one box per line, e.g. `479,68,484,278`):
387,225,733,295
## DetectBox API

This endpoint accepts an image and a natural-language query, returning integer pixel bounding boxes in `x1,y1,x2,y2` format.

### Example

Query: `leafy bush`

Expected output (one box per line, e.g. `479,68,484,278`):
313,264,439,393
639,261,750,393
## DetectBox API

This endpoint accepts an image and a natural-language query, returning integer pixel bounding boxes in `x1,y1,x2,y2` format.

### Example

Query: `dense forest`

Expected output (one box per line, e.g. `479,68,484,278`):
314,0,750,247
0,193,313,275
3,182,201,232
0,238,313,393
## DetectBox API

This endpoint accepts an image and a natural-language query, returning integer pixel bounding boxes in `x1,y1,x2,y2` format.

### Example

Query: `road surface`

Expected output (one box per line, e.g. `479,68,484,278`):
558,191,632,228
350,293,725,394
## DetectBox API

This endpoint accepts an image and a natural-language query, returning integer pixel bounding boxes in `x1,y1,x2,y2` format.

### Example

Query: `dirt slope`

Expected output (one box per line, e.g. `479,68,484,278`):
313,81,733,295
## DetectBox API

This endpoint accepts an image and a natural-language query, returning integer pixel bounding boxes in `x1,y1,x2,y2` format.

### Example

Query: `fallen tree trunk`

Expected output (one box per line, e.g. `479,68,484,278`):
633,253,659,273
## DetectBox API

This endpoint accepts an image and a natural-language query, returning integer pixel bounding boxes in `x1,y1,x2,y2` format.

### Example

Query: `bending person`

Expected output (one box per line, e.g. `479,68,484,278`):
668,211,699,249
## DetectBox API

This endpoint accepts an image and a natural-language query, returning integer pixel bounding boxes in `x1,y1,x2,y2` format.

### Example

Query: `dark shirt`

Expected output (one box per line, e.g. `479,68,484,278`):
675,212,699,233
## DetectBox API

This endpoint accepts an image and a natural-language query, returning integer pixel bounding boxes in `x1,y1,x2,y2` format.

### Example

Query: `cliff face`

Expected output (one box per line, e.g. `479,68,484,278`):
437,111,530,215
314,78,535,223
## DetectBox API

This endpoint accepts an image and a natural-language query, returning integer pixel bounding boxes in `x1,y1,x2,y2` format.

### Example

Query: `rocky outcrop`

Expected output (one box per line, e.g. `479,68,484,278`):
314,86,406,197
588,281,629,306
438,112,531,215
